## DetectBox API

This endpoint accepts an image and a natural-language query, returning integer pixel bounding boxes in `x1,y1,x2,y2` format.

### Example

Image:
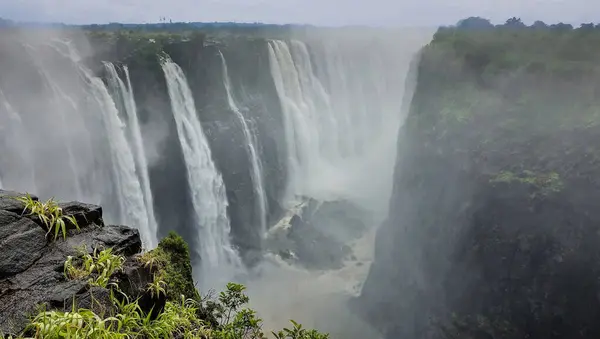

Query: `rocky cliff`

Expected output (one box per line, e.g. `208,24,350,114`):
359,25,600,339
0,189,195,336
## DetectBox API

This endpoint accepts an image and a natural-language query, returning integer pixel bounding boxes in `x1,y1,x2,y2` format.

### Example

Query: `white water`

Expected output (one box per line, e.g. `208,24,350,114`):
267,39,407,212
218,50,268,239
0,39,156,247
48,40,152,246
104,62,159,249
0,89,36,193
83,65,153,246
161,55,243,288
50,39,153,246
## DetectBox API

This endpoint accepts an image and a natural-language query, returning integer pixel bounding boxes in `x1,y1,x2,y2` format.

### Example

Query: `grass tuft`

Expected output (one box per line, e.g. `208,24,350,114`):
14,194,80,241
64,246,126,288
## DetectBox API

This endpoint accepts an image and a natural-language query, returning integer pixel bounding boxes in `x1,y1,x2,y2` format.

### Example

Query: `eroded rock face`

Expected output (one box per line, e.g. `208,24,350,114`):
0,190,151,335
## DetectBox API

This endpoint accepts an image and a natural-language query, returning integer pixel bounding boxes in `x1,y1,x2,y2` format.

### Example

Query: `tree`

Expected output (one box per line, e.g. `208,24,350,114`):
503,17,526,28
457,17,493,30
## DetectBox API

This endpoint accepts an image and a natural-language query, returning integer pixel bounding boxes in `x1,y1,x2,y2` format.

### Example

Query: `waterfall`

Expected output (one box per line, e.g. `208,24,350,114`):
82,66,153,247
0,39,156,246
49,39,153,247
104,62,159,249
268,39,406,211
267,40,307,204
267,39,337,203
218,50,268,238
0,89,36,193
160,55,242,287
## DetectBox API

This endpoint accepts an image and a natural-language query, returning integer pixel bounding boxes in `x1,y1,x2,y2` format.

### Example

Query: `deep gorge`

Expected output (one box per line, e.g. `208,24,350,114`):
4,20,600,339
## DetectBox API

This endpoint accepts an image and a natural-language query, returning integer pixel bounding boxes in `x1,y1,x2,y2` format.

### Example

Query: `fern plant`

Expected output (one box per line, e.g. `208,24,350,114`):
15,194,80,241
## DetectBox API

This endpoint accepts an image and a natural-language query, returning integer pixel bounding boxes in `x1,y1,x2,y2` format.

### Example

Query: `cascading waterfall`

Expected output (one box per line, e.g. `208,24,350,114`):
267,38,406,211
267,39,343,204
267,40,311,204
49,40,154,247
104,62,159,249
83,67,154,247
218,50,268,238
0,39,157,247
160,54,243,287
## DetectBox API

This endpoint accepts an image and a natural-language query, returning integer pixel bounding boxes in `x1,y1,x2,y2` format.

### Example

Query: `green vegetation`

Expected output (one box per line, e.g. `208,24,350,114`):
64,246,126,288
146,274,167,299
490,170,563,195
138,231,199,301
413,18,600,137
14,279,327,339
14,194,80,241
2,227,329,338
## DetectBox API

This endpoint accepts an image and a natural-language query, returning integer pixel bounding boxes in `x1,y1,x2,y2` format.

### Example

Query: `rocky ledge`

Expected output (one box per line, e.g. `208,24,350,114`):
0,189,195,336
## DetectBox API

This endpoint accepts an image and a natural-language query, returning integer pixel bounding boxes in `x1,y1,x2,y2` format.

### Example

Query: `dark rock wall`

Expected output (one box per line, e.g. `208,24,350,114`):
359,28,600,339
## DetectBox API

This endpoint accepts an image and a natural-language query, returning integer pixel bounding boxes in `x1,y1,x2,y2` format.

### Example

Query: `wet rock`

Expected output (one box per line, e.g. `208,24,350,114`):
0,191,37,215
115,258,165,319
0,190,147,335
70,286,115,317
58,201,104,229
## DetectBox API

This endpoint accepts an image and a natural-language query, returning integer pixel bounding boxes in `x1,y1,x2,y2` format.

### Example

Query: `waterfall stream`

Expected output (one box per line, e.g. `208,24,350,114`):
218,50,268,239
161,54,243,288
105,62,159,248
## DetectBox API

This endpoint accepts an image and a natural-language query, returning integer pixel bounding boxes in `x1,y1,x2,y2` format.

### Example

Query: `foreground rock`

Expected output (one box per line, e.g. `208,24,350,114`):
0,190,182,335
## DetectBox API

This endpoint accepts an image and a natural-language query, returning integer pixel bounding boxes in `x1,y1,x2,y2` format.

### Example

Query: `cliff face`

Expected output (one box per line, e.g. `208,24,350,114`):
360,26,600,339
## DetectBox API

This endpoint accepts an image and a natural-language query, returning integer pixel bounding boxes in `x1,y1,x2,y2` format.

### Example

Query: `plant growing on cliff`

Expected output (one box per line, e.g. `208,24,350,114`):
64,247,125,288
19,280,328,339
29,302,122,338
15,194,80,241
147,274,167,299
137,232,200,301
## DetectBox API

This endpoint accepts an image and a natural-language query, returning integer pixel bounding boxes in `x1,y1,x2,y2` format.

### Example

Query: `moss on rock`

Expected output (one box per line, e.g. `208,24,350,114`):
489,170,563,196
139,231,199,302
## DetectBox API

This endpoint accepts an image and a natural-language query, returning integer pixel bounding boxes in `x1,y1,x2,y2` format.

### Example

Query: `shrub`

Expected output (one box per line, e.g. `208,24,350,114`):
14,280,328,339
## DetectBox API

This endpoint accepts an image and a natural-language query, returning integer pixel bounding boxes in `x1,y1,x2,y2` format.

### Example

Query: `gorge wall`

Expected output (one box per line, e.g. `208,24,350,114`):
359,25,600,338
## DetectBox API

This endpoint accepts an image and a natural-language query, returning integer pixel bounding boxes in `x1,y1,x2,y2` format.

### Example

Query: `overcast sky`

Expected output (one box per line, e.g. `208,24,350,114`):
0,0,596,27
